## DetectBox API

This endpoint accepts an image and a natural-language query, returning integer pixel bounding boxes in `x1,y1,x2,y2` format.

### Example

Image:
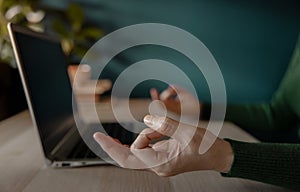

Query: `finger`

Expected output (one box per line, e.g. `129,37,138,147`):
132,128,164,149
143,115,197,145
150,88,159,100
169,84,185,92
93,132,144,168
97,79,112,91
160,86,177,100
151,140,170,152
93,132,129,163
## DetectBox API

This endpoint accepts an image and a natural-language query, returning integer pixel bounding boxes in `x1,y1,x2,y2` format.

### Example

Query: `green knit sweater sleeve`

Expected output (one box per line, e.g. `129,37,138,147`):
224,99,297,135
222,139,300,190
201,35,300,190
222,36,300,189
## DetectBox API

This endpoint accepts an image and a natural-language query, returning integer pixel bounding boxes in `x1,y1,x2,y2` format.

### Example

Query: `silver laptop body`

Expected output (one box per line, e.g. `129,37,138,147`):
7,23,136,167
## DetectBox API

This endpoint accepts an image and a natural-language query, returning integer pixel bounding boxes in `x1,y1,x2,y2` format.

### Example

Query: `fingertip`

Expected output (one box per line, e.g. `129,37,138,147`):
93,132,113,149
150,88,159,100
144,115,164,130
93,132,105,141
160,87,177,100
143,115,153,126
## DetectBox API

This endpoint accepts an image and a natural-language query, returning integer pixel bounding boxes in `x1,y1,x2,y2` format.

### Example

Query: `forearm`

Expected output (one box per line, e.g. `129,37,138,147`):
201,98,298,134
201,102,272,132
224,103,278,134
222,139,300,190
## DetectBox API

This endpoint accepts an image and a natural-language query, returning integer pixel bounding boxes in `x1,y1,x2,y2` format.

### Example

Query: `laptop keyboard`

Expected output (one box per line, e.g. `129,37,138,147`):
68,140,97,159
68,122,139,159
103,122,139,145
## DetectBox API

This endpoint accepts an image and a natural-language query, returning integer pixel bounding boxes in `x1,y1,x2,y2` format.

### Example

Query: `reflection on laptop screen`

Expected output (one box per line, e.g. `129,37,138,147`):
14,30,75,155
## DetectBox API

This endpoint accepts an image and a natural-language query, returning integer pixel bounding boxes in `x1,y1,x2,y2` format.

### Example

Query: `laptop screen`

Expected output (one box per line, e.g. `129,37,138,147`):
11,25,75,158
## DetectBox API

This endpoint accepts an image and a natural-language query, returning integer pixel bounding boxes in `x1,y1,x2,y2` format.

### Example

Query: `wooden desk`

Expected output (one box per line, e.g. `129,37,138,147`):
0,110,295,192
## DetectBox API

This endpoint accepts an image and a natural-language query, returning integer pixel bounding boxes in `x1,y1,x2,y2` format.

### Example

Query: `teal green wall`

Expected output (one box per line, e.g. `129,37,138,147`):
41,0,300,103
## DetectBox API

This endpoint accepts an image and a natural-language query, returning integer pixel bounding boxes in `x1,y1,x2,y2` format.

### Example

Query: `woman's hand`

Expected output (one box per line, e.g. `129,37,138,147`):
150,85,202,118
93,115,233,176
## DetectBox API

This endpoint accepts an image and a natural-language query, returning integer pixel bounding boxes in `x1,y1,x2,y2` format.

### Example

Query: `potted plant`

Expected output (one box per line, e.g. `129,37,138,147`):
0,0,45,120
50,3,103,62
0,1,103,120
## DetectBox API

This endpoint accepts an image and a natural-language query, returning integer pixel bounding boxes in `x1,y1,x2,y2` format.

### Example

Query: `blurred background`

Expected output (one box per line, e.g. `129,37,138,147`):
0,0,300,121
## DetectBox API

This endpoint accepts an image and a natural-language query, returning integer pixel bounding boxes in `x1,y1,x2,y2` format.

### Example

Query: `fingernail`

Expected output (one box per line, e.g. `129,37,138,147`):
144,115,153,126
144,115,163,129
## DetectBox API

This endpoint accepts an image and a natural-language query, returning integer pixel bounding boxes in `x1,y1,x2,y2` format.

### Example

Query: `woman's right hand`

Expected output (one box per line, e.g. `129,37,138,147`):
150,85,202,118
93,114,234,176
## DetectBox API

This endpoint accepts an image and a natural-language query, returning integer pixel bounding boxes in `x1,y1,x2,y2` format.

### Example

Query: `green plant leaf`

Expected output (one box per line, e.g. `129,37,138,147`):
0,0,44,65
81,27,103,39
61,38,74,56
67,3,83,32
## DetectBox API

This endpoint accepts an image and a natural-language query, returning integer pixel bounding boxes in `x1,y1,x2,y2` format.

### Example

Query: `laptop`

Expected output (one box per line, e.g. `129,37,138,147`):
7,23,139,167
